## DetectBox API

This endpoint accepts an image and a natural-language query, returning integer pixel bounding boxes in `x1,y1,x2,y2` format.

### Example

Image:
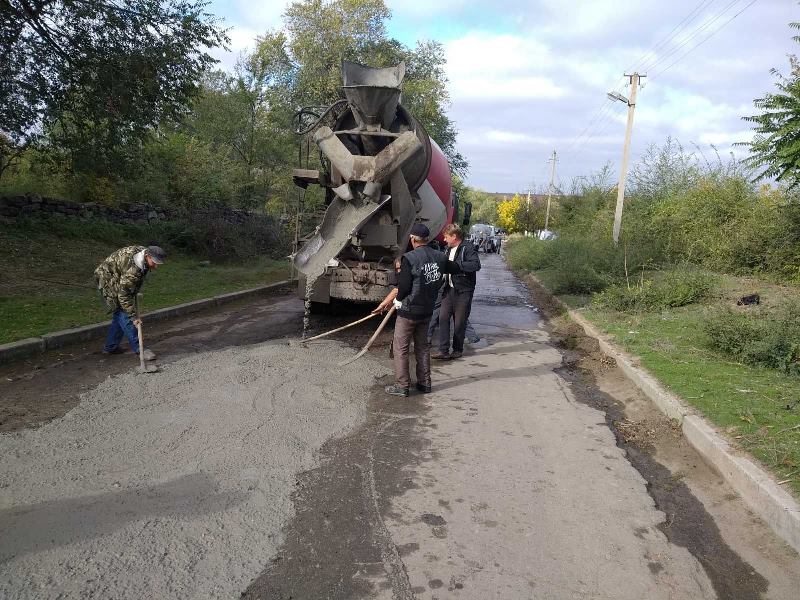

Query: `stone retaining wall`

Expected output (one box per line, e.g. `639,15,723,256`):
0,194,257,225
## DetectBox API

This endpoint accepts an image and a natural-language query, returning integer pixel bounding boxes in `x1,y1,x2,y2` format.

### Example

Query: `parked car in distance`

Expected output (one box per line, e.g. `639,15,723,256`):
469,223,502,253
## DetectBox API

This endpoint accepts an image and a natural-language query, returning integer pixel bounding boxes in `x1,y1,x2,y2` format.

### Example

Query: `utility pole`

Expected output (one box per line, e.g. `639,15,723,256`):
525,185,533,236
609,72,644,245
545,150,557,232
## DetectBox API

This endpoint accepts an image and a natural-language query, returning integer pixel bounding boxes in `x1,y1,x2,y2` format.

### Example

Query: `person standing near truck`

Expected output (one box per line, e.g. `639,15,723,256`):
95,245,166,359
373,224,446,397
432,224,481,360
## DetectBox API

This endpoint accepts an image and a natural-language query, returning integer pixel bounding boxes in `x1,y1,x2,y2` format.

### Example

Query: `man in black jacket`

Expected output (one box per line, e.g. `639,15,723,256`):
432,223,481,360
373,224,446,397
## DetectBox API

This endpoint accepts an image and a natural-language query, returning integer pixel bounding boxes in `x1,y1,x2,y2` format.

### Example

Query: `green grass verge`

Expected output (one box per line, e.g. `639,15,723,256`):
0,219,289,344
525,268,800,499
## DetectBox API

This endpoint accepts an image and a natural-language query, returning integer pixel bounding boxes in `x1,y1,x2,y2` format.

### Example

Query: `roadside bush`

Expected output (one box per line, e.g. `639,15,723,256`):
507,235,622,294
594,268,717,312
504,236,555,271
539,236,617,294
704,302,800,375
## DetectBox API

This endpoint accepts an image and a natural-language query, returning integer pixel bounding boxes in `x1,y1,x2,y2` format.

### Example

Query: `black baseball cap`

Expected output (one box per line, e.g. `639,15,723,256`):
146,246,167,264
409,223,430,239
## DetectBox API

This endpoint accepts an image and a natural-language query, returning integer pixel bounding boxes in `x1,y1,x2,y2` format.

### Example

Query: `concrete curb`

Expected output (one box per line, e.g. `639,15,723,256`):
528,275,800,555
0,280,294,366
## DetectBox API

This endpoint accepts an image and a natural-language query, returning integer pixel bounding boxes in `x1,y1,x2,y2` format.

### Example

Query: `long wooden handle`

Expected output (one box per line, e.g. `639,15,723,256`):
137,322,145,370
302,312,379,343
338,306,395,366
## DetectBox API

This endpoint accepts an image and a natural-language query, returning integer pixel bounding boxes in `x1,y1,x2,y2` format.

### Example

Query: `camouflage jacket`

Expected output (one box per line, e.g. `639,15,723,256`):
94,245,148,316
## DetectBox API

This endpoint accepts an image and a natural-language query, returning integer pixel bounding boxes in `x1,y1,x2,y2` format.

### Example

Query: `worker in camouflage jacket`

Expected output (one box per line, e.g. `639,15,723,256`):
94,245,166,359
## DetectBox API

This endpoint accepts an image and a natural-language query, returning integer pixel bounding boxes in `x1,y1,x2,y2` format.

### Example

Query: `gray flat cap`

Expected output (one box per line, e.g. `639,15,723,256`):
147,246,166,264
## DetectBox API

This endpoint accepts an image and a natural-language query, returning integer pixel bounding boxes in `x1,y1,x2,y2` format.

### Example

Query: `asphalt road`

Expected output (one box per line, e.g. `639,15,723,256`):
2,254,800,599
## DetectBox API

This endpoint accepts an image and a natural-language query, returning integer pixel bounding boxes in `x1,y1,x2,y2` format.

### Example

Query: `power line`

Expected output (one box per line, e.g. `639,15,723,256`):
649,0,758,79
561,0,758,179
562,99,614,154
639,0,747,74
569,112,624,163
625,0,717,73
562,76,628,154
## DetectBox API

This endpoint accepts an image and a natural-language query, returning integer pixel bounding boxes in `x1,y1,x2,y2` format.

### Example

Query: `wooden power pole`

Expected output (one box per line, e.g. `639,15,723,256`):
611,73,644,245
545,150,557,232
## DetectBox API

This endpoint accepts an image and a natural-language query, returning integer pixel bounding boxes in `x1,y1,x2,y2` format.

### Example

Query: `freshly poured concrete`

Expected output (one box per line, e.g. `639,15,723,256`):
0,341,388,599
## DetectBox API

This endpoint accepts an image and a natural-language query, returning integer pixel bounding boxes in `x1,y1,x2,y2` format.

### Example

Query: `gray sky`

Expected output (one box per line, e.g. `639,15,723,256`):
207,0,799,192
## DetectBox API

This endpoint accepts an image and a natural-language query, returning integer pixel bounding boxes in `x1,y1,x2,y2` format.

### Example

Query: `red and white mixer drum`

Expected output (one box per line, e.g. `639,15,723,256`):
415,139,453,241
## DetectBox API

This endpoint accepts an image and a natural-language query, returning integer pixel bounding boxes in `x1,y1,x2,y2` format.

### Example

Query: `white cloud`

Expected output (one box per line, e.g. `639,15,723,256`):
532,0,652,39
233,1,287,31
386,0,463,19
451,75,567,100
446,33,551,75
460,130,561,146
444,33,568,100
697,129,754,147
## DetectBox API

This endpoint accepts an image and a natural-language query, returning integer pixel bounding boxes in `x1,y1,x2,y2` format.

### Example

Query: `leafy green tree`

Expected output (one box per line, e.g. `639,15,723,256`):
742,21,800,188
1,0,226,177
283,0,391,106
467,189,500,224
185,35,295,207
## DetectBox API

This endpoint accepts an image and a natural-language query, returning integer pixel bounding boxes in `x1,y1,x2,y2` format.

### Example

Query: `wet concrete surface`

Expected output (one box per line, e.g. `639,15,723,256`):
242,384,428,600
242,255,800,599
3,256,800,598
0,285,383,432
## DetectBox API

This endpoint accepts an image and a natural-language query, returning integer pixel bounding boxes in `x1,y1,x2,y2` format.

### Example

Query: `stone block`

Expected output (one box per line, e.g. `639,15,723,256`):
0,338,46,365
42,322,109,350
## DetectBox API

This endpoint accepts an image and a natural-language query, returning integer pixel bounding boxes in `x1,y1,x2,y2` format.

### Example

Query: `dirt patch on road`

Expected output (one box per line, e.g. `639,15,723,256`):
242,381,431,600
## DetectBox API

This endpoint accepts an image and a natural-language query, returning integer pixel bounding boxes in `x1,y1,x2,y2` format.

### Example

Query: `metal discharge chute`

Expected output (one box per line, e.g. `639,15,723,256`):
292,61,454,307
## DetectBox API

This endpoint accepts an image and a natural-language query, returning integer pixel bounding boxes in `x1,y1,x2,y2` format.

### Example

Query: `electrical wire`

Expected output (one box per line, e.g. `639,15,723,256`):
638,0,747,75
624,0,717,74
569,113,624,164
562,99,614,154
649,0,758,79
561,74,628,155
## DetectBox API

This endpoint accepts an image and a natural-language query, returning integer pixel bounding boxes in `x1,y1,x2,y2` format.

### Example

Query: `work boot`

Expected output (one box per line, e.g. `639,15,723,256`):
102,347,126,355
138,348,157,361
385,384,409,397
416,383,432,394
450,351,462,359
431,352,451,360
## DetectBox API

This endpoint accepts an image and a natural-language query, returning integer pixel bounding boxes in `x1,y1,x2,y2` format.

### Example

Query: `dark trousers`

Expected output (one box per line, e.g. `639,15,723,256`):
438,287,474,354
103,309,139,353
393,315,431,389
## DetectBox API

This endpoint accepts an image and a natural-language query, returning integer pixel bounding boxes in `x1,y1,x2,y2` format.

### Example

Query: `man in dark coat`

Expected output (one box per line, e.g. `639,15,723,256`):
432,223,481,360
373,224,446,397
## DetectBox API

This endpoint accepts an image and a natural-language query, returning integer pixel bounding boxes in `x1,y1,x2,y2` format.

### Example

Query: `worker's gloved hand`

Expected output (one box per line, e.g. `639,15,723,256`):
133,318,142,327
392,298,402,310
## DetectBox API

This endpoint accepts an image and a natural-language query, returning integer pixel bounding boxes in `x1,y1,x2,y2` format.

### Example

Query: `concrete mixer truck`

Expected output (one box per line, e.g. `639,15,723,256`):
291,61,470,310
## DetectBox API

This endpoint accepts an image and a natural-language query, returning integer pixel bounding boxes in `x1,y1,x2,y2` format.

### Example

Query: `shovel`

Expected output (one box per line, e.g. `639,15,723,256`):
136,322,159,374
